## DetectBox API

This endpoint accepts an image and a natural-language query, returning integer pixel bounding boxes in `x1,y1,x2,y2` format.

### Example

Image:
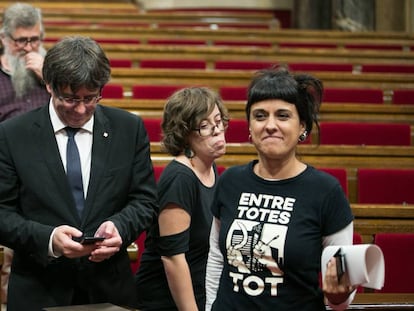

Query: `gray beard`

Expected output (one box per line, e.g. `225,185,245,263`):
6,46,46,98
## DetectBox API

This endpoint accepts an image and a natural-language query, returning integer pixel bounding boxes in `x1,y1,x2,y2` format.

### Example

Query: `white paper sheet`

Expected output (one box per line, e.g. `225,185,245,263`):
321,244,384,290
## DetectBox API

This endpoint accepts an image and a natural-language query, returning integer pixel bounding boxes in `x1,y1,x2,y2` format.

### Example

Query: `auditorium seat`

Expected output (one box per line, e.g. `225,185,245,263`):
143,118,163,142
215,60,275,70
109,59,133,68
219,86,248,101
147,38,206,45
226,119,250,143
357,168,414,204
374,233,414,293
140,59,206,69
319,122,411,146
153,165,165,182
102,84,124,99
361,64,414,74
278,42,337,49
94,38,140,44
318,168,348,196
288,62,353,72
353,232,363,245
344,43,403,51
323,88,384,104
213,40,272,48
392,89,414,105
132,85,184,99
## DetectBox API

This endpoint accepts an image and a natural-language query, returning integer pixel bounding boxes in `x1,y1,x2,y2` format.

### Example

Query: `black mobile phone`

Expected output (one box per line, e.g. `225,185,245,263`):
73,236,105,245
333,248,346,282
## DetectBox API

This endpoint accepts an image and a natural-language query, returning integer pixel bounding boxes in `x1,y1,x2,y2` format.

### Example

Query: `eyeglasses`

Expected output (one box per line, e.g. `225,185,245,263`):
8,34,42,48
193,120,228,137
57,95,102,105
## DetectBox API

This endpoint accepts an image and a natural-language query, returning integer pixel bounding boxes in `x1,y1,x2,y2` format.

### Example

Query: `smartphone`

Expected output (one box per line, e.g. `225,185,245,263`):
333,248,346,282
73,236,105,245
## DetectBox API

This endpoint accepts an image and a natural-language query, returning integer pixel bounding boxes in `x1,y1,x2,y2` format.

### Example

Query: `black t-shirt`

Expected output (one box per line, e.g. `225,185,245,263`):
211,161,353,311
135,160,217,311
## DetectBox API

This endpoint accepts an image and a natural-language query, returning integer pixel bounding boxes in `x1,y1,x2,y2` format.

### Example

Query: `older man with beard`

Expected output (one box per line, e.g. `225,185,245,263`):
0,3,50,307
0,2,50,122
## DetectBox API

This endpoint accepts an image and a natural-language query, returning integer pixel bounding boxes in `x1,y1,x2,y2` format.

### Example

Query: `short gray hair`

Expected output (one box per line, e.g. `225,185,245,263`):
1,2,44,37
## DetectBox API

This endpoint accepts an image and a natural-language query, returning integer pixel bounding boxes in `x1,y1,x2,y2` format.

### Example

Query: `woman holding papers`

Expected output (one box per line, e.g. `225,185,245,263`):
206,66,356,311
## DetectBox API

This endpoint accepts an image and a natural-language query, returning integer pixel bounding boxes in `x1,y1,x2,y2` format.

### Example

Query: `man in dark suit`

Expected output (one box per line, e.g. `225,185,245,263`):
0,36,157,310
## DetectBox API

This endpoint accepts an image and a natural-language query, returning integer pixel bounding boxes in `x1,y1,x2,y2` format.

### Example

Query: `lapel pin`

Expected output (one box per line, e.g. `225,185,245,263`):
103,132,108,137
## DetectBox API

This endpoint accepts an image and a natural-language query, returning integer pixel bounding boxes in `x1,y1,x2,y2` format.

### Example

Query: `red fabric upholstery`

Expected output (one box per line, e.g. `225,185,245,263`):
130,232,147,274
143,118,163,142
132,85,184,100
318,168,348,196
226,119,250,143
344,43,403,51
361,64,414,74
357,168,414,204
153,165,165,182
323,88,384,104
288,62,353,72
213,40,272,47
109,59,132,68
279,42,337,49
217,165,227,175
140,59,206,69
353,232,363,245
319,122,411,146
392,89,414,105
94,38,140,44
374,233,414,293
215,61,275,70
101,84,124,99
219,86,248,101
147,38,206,45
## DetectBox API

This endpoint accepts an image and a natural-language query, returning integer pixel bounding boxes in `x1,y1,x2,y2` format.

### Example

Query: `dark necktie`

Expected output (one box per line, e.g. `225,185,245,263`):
65,127,84,217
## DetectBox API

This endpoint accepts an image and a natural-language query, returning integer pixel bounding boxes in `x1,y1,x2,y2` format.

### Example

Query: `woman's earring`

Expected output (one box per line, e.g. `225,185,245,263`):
298,130,308,142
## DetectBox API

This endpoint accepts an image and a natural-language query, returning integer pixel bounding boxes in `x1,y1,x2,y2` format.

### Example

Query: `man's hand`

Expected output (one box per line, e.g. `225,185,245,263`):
52,225,99,258
88,221,122,262
25,52,44,79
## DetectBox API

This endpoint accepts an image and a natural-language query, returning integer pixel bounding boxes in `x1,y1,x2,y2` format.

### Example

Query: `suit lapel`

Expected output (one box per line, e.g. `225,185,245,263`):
82,105,111,222
33,105,80,222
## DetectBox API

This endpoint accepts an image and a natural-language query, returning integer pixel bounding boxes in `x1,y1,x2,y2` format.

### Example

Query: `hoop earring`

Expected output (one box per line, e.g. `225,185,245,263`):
184,147,195,159
298,130,308,142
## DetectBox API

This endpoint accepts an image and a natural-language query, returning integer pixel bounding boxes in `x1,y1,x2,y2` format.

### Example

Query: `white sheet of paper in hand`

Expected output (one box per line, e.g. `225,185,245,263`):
321,244,385,290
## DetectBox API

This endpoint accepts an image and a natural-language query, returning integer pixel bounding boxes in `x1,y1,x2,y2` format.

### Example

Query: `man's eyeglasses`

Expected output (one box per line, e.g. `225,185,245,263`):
193,120,228,137
8,34,42,48
58,95,102,105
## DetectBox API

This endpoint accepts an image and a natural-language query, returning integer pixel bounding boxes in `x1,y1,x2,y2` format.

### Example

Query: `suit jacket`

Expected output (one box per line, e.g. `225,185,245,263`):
0,103,157,310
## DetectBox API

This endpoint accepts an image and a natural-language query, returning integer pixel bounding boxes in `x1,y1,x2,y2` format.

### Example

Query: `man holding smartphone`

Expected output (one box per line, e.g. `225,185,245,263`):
0,36,157,310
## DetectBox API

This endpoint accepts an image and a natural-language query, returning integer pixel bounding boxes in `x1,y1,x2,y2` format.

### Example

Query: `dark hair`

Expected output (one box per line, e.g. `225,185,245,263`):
42,36,111,95
162,87,229,156
245,66,323,137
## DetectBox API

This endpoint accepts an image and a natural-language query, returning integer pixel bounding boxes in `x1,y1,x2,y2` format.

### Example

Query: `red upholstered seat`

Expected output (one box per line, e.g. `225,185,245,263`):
215,61,275,70
147,38,206,45
361,64,414,74
279,42,337,49
132,85,184,100
140,59,206,69
153,165,165,182
323,88,384,104
109,59,132,68
226,119,250,143
374,233,414,293
318,168,348,196
213,40,272,47
288,62,353,72
102,84,124,99
392,89,414,105
143,118,163,142
319,122,411,146
344,43,403,51
357,168,414,204
219,86,248,101
95,38,140,44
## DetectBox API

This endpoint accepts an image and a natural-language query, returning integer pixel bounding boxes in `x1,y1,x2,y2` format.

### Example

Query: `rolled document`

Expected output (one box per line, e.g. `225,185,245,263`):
321,244,385,290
